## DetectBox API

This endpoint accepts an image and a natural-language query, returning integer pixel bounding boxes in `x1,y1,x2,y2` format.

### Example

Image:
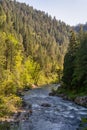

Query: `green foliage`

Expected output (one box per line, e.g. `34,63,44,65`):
0,4,6,27
62,31,78,88
22,57,41,86
79,118,87,130
62,28,87,95
0,122,10,130
1,0,70,70
72,34,87,91
0,0,71,117
62,52,74,87
0,95,22,117
81,118,87,123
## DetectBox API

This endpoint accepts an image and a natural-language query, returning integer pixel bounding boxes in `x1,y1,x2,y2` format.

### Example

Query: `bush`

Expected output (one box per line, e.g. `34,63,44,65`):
0,95,22,117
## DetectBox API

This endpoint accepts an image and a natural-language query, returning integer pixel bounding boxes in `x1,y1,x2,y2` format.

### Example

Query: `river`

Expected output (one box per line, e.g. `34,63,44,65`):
0,84,87,130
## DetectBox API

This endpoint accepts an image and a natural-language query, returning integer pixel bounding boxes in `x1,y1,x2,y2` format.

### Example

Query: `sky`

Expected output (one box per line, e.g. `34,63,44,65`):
17,0,87,26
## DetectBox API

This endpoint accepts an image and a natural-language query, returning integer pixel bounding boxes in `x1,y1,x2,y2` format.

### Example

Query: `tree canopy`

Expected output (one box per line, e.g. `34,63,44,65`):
0,0,71,116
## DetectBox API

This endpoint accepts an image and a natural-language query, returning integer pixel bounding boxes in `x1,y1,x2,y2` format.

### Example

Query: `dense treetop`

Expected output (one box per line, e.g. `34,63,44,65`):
1,0,70,66
61,28,87,96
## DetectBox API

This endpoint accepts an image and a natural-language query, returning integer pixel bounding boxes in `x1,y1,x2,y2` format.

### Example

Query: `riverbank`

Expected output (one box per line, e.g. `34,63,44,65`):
0,84,46,123
49,85,87,129
0,84,47,122
0,92,32,130
49,85,87,108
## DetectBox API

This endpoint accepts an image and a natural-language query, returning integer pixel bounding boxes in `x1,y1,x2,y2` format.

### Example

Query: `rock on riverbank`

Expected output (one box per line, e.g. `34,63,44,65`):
49,91,87,108
75,96,87,107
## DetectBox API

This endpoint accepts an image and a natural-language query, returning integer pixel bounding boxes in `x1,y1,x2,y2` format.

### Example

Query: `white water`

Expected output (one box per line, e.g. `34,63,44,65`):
1,84,87,130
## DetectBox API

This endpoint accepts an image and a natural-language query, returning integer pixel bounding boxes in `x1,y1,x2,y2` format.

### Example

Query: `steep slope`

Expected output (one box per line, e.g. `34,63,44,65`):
0,0,72,88
0,0,72,117
1,0,71,68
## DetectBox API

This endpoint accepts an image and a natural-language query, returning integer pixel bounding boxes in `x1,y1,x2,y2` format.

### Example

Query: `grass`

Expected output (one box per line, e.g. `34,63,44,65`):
55,85,87,100
81,118,87,123
79,118,87,130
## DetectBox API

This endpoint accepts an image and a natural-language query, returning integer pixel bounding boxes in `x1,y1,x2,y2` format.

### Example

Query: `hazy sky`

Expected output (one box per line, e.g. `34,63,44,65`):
17,0,87,26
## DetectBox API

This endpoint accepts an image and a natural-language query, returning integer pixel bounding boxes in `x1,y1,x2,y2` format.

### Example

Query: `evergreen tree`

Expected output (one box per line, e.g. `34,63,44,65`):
62,31,78,89
0,4,6,27
0,0,71,117
72,33,87,91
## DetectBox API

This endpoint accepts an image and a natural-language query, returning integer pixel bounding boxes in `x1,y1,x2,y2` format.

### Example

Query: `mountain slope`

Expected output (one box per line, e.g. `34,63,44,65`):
0,0,72,87
1,0,71,68
0,0,72,117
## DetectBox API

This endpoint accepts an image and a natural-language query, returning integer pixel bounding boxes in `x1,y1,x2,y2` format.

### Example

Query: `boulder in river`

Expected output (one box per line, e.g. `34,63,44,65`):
22,100,27,108
49,92,55,96
41,103,51,107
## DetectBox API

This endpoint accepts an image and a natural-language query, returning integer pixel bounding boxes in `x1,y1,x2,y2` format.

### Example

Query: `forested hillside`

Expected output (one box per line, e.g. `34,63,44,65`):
1,0,71,84
0,0,71,116
57,28,87,100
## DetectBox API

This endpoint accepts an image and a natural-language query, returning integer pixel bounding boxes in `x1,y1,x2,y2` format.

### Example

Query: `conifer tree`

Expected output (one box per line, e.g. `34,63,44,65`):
72,33,87,91
62,31,78,89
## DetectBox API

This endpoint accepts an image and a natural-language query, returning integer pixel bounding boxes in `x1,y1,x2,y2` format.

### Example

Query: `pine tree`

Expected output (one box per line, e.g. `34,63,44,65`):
0,4,6,27
62,31,78,89
72,33,87,91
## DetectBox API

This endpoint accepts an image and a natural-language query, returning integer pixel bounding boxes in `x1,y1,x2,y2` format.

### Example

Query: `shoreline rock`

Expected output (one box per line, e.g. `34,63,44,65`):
75,96,87,107
49,92,87,108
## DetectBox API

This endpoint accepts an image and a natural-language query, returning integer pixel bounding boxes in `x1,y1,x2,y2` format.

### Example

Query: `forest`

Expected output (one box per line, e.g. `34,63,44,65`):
0,0,87,117
0,0,70,117
58,28,87,99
